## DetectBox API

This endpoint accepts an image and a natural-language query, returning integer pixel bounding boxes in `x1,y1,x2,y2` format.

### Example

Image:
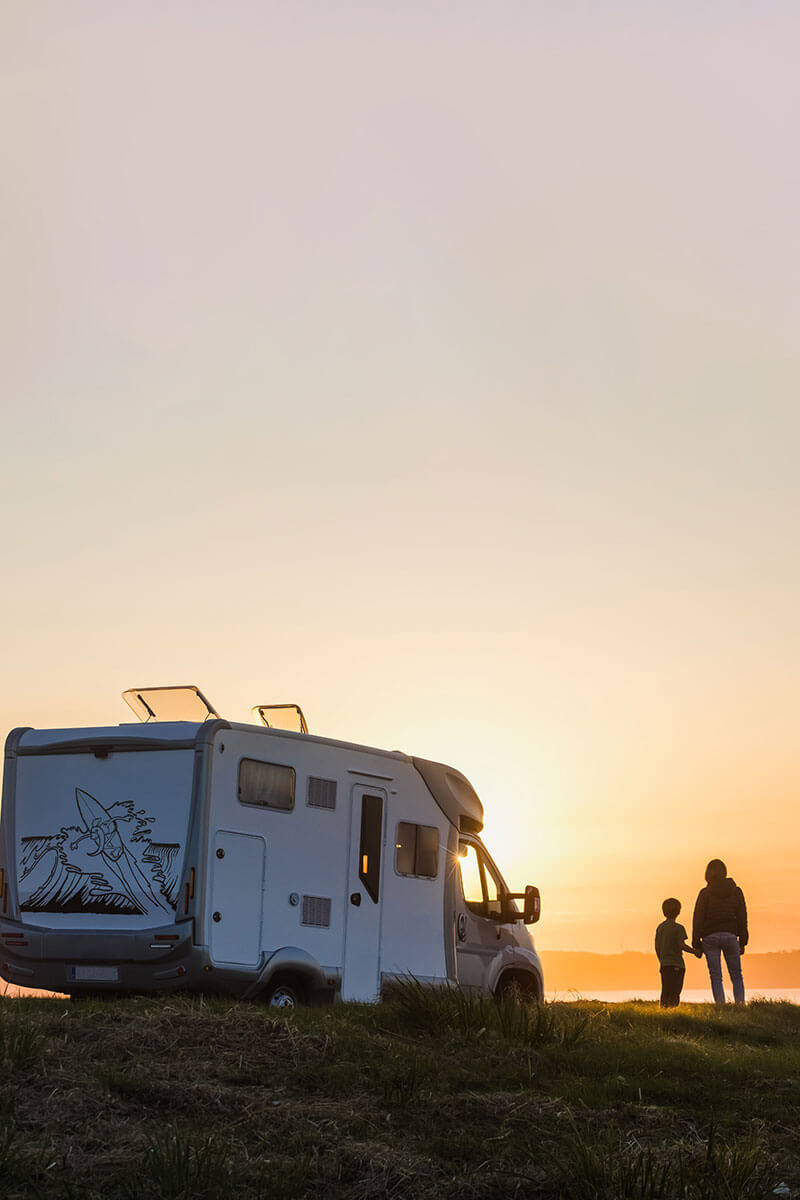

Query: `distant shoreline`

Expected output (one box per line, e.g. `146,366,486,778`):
548,987,800,1004
539,948,800,992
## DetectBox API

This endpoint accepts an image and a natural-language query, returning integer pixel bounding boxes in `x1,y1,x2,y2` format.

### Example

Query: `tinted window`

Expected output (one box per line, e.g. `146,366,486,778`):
396,822,439,878
416,825,439,878
238,759,295,810
359,793,383,903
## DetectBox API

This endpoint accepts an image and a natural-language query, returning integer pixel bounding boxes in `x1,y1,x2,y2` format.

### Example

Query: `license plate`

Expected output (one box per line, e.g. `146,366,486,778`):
69,966,119,982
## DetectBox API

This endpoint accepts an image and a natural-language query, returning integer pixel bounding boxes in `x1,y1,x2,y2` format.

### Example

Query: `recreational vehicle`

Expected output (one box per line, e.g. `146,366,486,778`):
0,687,543,1005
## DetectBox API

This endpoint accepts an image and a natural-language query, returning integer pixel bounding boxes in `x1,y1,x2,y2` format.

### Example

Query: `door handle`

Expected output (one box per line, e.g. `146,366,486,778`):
457,913,467,941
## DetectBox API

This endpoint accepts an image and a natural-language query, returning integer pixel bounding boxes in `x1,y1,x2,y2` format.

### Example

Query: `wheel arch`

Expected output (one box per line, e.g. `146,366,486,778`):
494,965,544,1003
244,946,335,1004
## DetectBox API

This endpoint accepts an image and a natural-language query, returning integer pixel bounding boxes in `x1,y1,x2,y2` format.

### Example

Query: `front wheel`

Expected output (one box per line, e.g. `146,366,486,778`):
495,973,541,1004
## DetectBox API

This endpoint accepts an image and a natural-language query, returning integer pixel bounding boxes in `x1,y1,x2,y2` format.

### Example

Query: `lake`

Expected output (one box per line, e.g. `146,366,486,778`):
550,987,800,1004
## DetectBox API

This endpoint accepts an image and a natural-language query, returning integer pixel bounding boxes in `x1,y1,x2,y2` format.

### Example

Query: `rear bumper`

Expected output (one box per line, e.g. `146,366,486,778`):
0,918,339,1002
0,916,204,993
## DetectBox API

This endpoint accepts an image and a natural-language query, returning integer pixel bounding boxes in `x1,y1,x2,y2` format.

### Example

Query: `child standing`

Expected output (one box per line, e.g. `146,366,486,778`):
655,898,698,1007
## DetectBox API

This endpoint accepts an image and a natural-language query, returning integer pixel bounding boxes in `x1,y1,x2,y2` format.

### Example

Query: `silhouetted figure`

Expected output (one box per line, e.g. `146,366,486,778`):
692,859,748,1005
655,897,699,1007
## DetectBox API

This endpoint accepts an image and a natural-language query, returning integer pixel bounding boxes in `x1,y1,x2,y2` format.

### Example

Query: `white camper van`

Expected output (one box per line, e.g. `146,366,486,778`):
0,687,543,1005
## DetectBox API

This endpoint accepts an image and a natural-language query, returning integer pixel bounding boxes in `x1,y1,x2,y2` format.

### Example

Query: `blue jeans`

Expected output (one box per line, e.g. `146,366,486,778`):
702,931,745,1004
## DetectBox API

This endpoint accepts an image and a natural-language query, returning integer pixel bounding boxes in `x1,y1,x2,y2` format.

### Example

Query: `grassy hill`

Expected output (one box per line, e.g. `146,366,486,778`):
1,986,799,1198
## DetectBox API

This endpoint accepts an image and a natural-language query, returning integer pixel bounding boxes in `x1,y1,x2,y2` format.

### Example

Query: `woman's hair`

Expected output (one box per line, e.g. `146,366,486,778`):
705,858,727,883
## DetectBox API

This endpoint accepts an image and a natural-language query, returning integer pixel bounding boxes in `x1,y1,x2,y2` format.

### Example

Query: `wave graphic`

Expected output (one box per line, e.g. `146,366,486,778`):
18,790,184,917
142,843,181,909
20,839,142,914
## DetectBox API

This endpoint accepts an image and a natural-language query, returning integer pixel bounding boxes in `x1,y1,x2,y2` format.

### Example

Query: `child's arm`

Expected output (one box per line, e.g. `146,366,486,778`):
681,938,701,958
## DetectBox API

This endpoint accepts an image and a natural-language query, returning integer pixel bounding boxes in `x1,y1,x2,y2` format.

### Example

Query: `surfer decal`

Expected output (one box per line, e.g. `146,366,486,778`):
19,788,181,916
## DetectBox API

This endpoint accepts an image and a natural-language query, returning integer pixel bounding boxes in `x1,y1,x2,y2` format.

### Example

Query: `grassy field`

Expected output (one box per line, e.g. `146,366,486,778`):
1,985,798,1199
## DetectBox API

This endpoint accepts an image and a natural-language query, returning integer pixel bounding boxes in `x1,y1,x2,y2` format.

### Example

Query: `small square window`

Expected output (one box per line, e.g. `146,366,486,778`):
238,759,295,810
396,822,439,879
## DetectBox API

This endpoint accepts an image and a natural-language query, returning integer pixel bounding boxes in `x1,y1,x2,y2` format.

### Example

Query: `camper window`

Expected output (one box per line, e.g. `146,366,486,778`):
238,759,295,811
395,822,439,879
358,793,383,903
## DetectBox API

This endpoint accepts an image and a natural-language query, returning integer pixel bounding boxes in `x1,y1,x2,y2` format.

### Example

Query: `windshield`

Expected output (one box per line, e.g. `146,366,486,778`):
458,839,519,918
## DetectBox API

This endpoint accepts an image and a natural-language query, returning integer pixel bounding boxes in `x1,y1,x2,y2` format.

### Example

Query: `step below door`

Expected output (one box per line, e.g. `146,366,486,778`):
210,831,265,967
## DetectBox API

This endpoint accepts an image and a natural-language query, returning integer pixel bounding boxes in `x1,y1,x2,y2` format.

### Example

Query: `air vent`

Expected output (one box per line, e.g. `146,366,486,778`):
301,895,332,928
307,776,337,810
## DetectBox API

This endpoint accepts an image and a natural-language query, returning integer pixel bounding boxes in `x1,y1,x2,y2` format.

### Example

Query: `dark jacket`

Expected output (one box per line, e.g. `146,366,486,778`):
692,877,748,950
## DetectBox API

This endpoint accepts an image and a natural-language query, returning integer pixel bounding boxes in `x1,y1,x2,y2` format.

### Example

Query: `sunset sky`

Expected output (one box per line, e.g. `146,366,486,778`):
2,4,799,957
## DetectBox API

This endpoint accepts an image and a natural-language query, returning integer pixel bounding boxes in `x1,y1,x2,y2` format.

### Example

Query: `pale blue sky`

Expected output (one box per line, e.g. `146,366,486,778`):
2,3,799,951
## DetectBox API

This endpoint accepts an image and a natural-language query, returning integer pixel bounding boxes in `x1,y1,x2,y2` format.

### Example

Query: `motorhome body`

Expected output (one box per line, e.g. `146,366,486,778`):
0,690,543,1004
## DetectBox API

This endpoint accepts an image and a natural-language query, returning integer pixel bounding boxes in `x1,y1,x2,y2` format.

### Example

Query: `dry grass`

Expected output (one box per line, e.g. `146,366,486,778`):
1,990,798,1198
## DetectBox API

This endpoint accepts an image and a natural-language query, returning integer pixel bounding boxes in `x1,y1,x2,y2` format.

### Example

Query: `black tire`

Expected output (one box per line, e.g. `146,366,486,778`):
496,973,541,1004
265,978,304,1010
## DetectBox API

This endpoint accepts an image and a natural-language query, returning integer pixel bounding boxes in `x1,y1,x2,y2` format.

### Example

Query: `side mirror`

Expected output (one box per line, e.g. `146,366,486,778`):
499,886,541,925
523,885,541,925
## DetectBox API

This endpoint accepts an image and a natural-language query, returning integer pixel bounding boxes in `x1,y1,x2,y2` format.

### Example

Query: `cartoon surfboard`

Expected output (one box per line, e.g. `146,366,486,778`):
74,788,125,860
71,788,169,914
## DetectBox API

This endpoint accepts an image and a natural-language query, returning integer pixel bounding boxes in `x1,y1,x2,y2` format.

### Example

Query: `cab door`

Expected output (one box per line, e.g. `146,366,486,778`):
455,839,515,993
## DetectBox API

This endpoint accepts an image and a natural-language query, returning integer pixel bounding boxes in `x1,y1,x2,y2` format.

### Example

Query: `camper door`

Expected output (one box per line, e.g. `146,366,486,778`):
342,785,386,1001
209,830,266,967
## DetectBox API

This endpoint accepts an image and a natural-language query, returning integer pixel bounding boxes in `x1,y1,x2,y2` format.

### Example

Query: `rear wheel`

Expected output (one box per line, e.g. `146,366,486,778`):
265,978,304,1009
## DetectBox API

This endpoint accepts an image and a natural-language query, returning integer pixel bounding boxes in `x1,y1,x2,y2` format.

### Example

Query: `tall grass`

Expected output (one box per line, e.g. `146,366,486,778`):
0,1106,19,1178
383,975,594,1046
493,989,594,1046
381,975,492,1038
557,1121,770,1200
0,1000,45,1069
134,1126,232,1200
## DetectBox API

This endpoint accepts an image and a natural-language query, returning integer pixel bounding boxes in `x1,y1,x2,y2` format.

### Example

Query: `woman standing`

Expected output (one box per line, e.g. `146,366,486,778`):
692,859,748,1004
